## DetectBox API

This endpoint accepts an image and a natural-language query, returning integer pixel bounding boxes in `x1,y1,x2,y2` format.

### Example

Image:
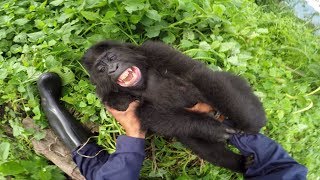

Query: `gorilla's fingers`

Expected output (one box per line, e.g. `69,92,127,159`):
216,133,231,142
245,154,255,169
226,128,237,134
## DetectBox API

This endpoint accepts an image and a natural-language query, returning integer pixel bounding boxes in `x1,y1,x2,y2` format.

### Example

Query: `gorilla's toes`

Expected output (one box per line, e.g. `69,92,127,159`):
245,154,255,169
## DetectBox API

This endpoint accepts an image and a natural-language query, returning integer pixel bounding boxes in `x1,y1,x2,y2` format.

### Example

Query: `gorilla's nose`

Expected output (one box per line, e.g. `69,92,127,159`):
108,63,119,74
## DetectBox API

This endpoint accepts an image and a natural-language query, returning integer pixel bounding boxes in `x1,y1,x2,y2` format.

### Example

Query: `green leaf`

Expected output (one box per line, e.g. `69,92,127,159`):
130,14,142,24
145,25,162,38
104,11,116,20
212,4,226,17
238,52,253,61
0,29,6,40
48,40,57,46
57,12,72,23
86,93,96,104
146,10,161,21
148,168,167,178
35,19,46,29
0,69,8,80
51,67,75,85
17,85,26,93
219,42,237,52
177,0,194,11
50,0,64,6
13,18,29,26
0,142,10,161
13,32,27,43
0,15,12,25
180,39,193,48
0,161,25,175
10,44,22,54
192,3,206,14
162,32,176,44
123,0,146,13
257,28,269,34
100,108,108,121
44,55,62,69
81,11,99,21
27,31,45,43
61,96,76,104
183,30,195,40
79,101,87,107
227,56,242,66
277,110,285,119
199,41,211,50
34,131,46,141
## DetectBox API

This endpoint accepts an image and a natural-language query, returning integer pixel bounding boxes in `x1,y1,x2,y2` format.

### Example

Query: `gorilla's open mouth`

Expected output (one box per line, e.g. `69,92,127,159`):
117,66,142,87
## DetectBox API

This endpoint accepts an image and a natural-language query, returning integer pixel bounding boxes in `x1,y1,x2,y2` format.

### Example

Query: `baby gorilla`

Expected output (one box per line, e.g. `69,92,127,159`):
82,40,266,172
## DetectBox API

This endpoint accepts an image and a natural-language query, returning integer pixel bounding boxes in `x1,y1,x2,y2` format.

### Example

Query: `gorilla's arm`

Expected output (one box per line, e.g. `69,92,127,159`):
104,92,137,111
191,69,266,133
139,41,203,76
137,103,235,142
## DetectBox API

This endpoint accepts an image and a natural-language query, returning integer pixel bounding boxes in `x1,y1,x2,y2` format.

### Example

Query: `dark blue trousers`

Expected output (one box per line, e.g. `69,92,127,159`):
72,134,307,180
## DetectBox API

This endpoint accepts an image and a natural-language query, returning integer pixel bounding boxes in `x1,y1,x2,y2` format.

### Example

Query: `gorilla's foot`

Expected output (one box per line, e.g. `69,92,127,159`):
38,72,92,150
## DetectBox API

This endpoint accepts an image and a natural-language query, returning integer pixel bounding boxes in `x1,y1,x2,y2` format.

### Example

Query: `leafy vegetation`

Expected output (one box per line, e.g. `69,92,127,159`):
0,0,319,179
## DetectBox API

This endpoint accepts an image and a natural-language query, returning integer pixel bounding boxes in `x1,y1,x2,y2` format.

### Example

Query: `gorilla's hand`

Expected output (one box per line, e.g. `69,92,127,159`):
212,125,237,142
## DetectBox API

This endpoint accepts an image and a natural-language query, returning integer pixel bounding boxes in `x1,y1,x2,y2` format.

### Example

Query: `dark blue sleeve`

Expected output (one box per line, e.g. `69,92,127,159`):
229,133,307,180
72,135,145,180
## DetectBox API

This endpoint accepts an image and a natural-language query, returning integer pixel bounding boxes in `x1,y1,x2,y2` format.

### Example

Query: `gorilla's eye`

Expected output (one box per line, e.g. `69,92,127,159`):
97,65,106,72
108,54,116,61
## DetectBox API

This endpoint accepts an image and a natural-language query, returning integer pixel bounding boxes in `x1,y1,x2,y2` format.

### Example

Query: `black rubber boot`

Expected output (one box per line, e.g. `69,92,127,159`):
37,72,91,150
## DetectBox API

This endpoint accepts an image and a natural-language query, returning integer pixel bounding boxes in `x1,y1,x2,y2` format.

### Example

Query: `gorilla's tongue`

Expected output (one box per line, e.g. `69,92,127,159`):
117,66,141,87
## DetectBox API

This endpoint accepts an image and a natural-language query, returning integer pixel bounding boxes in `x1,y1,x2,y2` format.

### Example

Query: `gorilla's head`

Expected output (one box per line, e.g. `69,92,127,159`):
82,41,148,99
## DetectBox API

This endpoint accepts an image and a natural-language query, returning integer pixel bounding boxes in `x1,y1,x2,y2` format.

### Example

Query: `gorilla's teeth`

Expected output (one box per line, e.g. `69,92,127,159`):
120,70,129,80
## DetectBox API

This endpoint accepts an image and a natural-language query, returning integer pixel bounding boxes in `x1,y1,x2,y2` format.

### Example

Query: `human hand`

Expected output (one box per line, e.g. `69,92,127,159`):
185,102,213,113
106,101,146,139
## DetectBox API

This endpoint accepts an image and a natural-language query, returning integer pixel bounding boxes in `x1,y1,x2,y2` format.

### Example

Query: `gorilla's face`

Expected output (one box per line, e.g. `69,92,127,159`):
95,48,144,88
83,41,148,94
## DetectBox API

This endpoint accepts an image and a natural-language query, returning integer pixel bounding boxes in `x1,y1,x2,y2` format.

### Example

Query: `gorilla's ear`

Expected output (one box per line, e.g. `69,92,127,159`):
81,56,92,72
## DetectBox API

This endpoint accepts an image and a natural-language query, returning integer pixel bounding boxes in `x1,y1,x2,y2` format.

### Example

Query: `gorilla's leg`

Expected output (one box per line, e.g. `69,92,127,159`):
137,104,236,142
178,136,245,172
191,70,266,133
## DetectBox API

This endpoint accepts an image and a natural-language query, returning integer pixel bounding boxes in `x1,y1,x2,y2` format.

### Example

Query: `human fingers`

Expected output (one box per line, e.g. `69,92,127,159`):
105,105,123,117
126,100,140,112
185,102,213,113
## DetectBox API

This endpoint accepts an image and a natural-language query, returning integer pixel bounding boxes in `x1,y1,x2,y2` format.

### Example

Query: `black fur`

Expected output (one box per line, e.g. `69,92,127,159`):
82,40,266,172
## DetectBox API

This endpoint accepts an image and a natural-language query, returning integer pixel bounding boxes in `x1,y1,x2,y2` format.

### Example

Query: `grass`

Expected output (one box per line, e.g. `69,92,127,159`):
0,0,319,179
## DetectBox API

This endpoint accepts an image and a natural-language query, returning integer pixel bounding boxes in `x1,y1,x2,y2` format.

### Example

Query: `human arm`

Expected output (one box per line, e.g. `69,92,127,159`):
230,133,308,179
72,101,146,180
72,135,145,180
